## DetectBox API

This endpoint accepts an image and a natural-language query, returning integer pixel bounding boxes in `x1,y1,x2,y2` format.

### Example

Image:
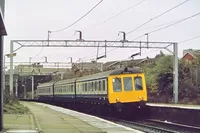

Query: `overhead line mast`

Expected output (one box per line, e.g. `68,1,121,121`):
9,33,179,103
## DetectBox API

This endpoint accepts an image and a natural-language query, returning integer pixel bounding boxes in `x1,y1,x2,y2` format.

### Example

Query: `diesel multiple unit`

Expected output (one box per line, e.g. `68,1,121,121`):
37,67,147,110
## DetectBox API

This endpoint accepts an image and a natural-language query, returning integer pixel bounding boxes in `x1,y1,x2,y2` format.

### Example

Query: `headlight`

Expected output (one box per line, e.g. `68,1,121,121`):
138,96,143,100
116,97,120,102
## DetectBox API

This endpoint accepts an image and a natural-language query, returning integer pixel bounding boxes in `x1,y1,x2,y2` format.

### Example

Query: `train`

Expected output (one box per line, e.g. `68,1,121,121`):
36,67,147,113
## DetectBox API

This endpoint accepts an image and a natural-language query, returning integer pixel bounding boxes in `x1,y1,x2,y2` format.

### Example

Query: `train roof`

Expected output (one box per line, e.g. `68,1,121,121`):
37,81,55,87
38,67,142,86
55,67,142,84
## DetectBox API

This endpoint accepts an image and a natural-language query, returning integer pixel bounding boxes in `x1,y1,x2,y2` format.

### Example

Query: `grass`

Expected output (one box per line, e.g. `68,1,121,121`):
3,101,30,114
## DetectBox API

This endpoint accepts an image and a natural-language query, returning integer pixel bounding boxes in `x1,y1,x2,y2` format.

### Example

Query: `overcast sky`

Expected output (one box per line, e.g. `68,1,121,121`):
3,0,200,66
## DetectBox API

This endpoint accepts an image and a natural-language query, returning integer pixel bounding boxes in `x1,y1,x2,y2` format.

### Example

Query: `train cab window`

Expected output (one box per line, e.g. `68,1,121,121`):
123,77,133,91
112,77,122,92
134,77,143,90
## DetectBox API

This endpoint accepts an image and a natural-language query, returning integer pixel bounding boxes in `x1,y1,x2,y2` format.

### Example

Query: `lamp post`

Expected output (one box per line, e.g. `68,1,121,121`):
3,54,7,92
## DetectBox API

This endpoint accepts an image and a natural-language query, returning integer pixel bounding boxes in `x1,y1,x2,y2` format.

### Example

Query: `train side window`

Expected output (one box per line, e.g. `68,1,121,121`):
91,82,94,91
70,85,73,92
77,84,79,93
82,83,84,92
88,82,90,91
97,81,99,91
103,80,106,91
94,81,96,91
134,77,143,90
112,77,122,92
65,86,67,93
90,82,92,91
81,84,83,93
71,85,74,92
123,77,133,91
98,81,101,91
85,83,87,92
76,84,78,93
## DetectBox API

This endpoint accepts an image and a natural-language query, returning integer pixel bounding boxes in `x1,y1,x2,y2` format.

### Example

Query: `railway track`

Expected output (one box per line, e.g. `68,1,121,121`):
144,119,200,133
103,117,200,133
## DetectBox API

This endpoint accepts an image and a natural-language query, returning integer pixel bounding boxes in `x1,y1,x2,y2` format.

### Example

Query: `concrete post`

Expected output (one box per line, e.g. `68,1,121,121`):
15,78,18,98
9,41,14,97
0,36,3,131
173,43,178,104
0,1,5,130
32,76,34,99
23,85,26,99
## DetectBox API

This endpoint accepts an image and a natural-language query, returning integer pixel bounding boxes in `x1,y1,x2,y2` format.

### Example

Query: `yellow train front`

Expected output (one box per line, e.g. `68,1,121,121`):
37,67,147,113
107,67,147,110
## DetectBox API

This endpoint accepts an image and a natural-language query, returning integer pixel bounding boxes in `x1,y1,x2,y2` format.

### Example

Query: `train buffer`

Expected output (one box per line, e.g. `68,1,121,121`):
3,102,143,133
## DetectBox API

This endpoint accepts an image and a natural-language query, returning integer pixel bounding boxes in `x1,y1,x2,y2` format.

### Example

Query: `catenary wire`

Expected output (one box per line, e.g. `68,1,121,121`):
133,11,200,41
50,0,104,33
126,0,190,35
179,35,200,44
80,0,190,60
83,0,147,31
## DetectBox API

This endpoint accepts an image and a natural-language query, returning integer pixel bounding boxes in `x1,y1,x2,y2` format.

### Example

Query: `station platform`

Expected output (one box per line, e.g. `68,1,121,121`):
147,102,200,110
4,102,143,133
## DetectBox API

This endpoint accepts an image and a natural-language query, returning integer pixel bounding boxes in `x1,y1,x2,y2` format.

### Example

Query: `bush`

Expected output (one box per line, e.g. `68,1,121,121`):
3,101,29,114
142,54,200,104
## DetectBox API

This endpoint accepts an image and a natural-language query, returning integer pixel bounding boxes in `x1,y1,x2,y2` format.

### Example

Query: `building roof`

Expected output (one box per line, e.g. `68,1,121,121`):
72,62,103,71
183,49,200,59
13,64,70,75
103,57,155,69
